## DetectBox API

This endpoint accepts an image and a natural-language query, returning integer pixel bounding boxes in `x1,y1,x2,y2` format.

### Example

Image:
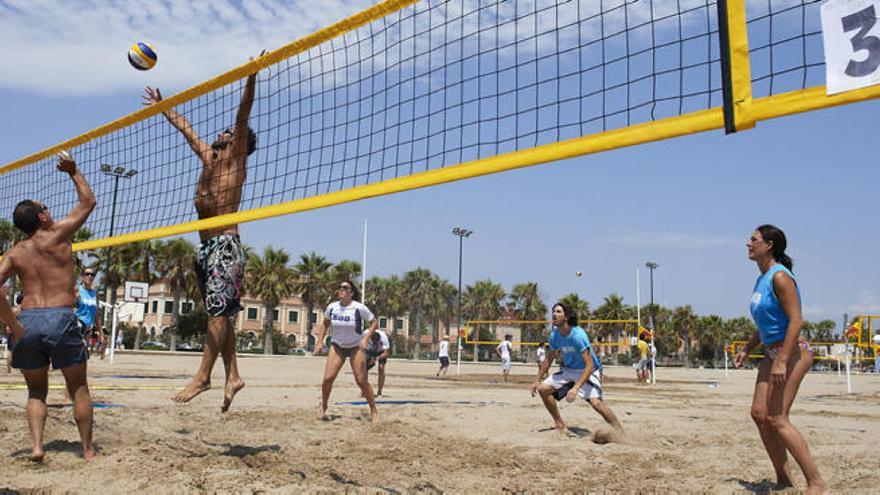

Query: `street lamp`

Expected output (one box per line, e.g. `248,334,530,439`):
100,164,138,302
645,261,658,384
452,227,473,373
645,261,658,331
101,164,138,239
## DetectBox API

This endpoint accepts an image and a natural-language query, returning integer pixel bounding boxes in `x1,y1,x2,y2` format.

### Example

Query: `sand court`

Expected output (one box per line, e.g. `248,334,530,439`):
1,352,877,493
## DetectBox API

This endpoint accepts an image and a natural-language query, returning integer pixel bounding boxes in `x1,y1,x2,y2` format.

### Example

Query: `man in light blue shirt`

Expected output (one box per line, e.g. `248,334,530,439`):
530,303,624,438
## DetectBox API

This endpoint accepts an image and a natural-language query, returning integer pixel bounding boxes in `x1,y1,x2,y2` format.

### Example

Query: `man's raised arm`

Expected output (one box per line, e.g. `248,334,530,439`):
53,151,96,241
142,86,211,163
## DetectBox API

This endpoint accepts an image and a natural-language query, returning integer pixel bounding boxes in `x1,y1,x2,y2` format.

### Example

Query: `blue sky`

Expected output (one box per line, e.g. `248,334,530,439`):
0,0,878,328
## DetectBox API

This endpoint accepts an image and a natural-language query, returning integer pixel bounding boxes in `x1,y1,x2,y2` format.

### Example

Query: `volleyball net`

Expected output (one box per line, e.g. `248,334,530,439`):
463,319,639,348
727,315,880,362
2,0,879,251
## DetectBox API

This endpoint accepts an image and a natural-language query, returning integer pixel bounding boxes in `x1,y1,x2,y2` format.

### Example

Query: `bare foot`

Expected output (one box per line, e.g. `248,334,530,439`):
554,422,567,436
318,404,329,421
774,462,795,490
370,410,379,423
172,379,211,403
221,378,245,413
29,448,45,463
804,484,830,495
82,447,98,461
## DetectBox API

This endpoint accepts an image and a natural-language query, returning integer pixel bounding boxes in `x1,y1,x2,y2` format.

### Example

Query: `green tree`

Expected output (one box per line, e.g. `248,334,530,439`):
293,252,332,351
592,293,634,364
330,259,362,286
509,282,548,343
672,305,697,367
246,246,297,355
155,238,197,352
402,268,439,360
364,275,406,355
463,279,505,361
695,314,724,366
557,293,590,322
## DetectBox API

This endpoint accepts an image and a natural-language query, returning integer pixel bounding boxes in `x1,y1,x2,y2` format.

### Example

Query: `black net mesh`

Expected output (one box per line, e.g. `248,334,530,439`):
1,0,732,241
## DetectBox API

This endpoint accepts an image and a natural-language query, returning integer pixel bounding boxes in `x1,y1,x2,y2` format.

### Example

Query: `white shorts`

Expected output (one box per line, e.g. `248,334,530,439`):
501,356,511,371
543,367,603,401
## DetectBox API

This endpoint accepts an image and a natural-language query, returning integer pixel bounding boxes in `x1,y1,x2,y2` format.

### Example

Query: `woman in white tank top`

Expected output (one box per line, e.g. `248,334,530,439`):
314,280,380,422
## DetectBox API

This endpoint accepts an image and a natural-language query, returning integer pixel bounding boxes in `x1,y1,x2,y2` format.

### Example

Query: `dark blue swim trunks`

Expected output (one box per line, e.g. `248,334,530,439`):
11,307,87,370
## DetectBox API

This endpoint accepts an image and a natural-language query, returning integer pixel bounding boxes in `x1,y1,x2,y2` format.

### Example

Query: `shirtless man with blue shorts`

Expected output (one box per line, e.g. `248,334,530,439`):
0,151,97,461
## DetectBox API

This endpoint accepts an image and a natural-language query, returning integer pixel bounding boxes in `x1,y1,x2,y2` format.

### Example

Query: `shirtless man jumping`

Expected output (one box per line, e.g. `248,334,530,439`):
143,53,264,412
0,151,97,461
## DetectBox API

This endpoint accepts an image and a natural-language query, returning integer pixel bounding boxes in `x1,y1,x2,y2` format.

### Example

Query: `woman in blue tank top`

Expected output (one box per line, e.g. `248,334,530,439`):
734,225,827,494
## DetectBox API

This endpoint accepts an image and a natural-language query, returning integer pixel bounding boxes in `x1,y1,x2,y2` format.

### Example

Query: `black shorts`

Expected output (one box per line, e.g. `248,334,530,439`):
439,356,450,367
332,343,360,360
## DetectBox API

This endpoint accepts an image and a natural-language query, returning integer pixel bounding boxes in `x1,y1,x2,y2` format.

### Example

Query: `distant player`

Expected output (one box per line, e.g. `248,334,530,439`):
636,333,649,384
365,329,390,396
496,334,513,382
536,341,547,380
530,303,623,436
436,336,450,377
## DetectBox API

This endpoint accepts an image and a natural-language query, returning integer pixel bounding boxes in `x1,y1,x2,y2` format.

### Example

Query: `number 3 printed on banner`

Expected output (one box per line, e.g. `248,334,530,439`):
822,0,880,94
842,5,880,77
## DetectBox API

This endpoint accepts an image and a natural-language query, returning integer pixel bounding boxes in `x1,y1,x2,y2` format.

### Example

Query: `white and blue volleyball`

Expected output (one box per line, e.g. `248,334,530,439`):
128,42,157,71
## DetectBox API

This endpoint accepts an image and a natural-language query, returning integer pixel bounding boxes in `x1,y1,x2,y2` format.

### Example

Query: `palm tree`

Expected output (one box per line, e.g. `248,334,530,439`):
402,268,439,360
696,314,724,366
155,238,197,351
557,293,590,322
593,293,634,364
0,219,22,304
330,259,362,286
128,240,160,349
463,279,505,362
436,278,457,344
293,252,332,351
509,282,548,345
246,246,297,355
672,305,698,367
364,275,406,355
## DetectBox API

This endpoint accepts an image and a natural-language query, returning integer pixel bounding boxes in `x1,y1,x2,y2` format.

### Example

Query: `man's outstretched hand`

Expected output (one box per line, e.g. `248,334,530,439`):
56,150,76,175
142,86,162,107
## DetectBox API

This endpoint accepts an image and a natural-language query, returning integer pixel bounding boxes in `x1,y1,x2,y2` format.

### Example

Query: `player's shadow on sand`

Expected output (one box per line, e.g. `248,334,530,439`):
535,426,592,438
220,444,280,458
10,439,87,458
731,478,779,494
199,438,280,457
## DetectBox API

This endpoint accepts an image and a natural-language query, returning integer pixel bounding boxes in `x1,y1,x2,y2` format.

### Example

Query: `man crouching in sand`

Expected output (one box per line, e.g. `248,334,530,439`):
0,151,97,461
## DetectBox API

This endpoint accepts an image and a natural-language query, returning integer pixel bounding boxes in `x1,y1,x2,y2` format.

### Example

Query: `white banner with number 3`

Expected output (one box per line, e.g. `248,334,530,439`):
822,0,880,94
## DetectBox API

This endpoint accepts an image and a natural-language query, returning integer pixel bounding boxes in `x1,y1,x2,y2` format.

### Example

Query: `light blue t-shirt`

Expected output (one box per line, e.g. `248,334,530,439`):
548,325,602,371
750,264,800,346
75,284,98,327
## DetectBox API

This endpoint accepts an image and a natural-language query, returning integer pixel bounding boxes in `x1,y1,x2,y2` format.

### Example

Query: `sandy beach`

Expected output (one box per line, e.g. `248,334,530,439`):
1,351,877,493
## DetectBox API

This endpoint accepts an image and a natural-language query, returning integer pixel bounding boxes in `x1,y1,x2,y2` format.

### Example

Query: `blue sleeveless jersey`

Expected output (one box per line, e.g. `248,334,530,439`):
749,264,800,346
75,284,98,327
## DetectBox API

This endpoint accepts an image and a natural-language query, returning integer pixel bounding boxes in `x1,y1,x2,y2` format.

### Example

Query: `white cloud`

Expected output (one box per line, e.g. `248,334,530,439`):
0,0,732,97
0,0,374,96
846,289,880,315
602,232,739,248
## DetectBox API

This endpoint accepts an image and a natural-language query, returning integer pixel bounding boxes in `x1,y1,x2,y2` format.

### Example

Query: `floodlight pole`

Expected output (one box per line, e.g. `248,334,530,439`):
99,165,138,360
645,261,658,384
452,227,473,374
